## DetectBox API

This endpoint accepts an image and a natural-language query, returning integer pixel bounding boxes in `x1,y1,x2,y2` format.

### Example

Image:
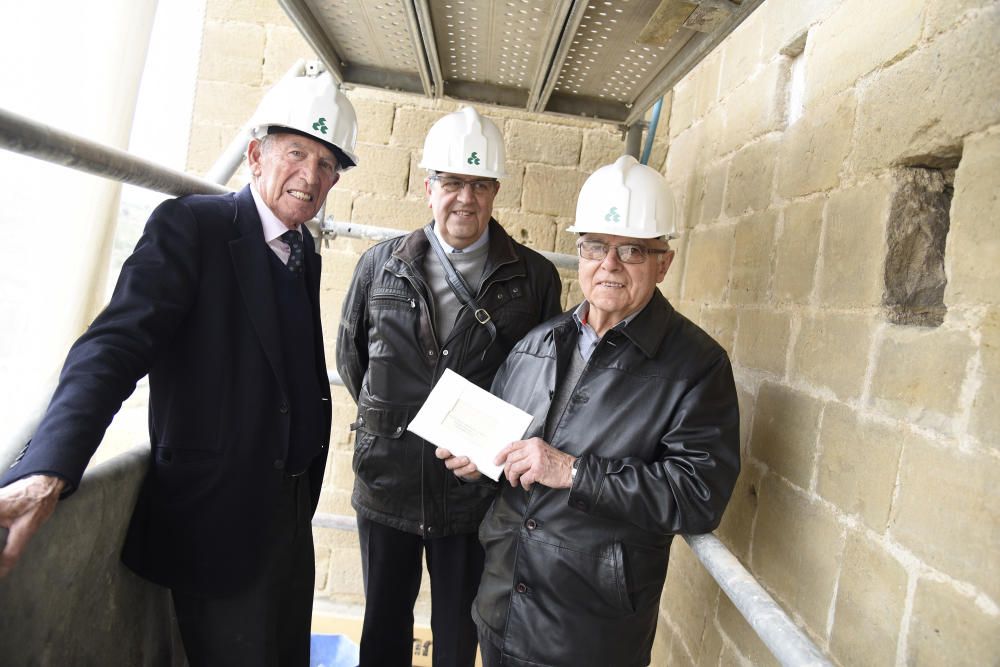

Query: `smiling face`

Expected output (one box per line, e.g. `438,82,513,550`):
424,171,500,250
248,132,340,229
578,233,674,335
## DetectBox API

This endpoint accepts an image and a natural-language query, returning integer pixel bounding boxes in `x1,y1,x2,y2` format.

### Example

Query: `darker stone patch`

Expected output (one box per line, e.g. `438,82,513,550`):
882,167,954,327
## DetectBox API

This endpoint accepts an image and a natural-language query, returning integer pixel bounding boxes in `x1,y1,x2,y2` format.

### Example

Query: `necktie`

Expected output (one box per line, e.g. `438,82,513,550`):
281,230,304,274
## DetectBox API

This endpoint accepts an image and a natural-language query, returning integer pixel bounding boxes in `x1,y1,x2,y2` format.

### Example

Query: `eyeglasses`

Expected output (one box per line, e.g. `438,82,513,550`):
431,175,498,195
576,240,669,264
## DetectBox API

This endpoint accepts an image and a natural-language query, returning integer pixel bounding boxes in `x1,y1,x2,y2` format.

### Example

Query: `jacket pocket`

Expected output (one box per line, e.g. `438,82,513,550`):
352,431,376,475
150,445,221,508
621,540,670,612
519,537,634,618
370,288,416,311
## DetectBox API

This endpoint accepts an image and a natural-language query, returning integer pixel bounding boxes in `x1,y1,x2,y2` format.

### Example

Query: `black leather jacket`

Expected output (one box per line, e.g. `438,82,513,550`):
336,220,562,536
473,291,740,667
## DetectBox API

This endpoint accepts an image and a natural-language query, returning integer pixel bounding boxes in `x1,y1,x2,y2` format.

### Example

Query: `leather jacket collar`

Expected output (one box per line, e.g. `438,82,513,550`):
390,218,520,280
554,290,676,360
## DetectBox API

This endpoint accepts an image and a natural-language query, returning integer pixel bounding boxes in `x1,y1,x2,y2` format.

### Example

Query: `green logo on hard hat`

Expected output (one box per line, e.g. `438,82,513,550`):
467,151,481,166
312,117,328,134
605,206,621,223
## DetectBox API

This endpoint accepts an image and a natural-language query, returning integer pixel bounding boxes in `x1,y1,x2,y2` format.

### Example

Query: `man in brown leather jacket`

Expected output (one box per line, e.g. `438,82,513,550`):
336,107,562,666
439,156,740,667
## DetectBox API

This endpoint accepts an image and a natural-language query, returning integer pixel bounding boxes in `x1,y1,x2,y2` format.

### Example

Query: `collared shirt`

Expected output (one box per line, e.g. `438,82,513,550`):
433,220,490,254
571,301,643,362
250,183,302,264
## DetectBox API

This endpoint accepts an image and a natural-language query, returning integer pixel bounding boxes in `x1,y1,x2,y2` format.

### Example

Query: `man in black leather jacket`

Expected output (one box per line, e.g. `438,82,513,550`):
439,156,740,667
336,106,562,666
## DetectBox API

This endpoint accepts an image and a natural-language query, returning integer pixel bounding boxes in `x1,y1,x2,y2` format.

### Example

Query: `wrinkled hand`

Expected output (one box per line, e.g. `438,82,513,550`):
435,447,482,481
0,475,65,578
494,438,574,490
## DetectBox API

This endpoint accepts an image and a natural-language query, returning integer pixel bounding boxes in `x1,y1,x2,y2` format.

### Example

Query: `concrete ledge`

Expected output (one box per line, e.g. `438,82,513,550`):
0,446,183,666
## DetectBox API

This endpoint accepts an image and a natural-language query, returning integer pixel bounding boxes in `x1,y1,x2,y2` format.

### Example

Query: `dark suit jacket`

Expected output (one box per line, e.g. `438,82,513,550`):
1,186,332,596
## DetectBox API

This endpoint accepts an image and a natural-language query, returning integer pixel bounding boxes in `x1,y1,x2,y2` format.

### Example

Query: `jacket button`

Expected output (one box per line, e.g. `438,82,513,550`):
515,582,528,593
394,426,403,435
279,402,289,414
427,350,436,357
426,526,434,533
525,519,537,530
442,349,449,356
274,459,285,470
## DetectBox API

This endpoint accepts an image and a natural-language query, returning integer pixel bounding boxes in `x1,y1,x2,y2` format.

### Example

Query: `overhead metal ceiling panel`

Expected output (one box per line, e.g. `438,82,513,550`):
279,0,764,127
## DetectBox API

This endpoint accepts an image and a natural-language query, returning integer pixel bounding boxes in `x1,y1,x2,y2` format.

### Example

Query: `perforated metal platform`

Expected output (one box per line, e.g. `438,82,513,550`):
279,0,763,126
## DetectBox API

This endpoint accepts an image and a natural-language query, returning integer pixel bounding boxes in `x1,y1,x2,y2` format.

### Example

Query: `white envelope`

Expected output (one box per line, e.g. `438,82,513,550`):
408,369,533,481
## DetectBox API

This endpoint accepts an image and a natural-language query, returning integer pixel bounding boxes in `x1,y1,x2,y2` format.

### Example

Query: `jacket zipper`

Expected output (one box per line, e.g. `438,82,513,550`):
370,292,417,309
388,262,442,536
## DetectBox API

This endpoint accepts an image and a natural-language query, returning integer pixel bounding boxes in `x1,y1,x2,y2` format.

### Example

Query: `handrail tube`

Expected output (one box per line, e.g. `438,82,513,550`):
0,106,578,270
321,220,579,270
0,107,229,198
684,533,833,667
204,127,253,185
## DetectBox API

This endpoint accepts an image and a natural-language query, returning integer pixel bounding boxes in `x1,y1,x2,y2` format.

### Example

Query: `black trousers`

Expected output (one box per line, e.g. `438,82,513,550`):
357,516,484,667
171,474,315,667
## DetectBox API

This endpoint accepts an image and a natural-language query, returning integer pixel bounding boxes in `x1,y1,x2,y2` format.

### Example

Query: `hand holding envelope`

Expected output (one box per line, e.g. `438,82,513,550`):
408,369,534,481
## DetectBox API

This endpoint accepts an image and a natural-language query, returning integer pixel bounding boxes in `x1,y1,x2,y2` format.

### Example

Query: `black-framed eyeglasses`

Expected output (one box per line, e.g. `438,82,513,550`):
431,175,498,195
576,240,669,264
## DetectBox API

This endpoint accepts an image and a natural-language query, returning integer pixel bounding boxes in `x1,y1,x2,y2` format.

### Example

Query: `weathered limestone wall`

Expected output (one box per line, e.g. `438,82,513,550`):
653,1,1000,664
188,0,998,663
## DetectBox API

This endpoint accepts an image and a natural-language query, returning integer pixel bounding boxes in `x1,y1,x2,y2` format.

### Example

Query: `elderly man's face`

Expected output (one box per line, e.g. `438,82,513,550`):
578,233,673,331
248,133,340,229
424,172,499,250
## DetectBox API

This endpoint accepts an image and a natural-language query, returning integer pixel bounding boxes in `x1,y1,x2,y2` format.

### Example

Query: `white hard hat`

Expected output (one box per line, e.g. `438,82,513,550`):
248,72,359,172
567,155,677,239
418,106,506,179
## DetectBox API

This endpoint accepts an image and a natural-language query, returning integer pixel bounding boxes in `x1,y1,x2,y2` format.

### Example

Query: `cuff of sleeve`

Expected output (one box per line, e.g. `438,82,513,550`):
567,454,605,513
0,471,76,499
459,474,498,488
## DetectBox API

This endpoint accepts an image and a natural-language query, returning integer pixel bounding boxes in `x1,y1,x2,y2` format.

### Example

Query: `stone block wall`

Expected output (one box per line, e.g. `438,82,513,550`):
186,0,999,663
653,1,1000,665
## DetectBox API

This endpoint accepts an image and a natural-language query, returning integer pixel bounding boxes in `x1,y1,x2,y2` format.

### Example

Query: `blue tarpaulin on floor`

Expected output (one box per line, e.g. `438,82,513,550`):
310,633,360,667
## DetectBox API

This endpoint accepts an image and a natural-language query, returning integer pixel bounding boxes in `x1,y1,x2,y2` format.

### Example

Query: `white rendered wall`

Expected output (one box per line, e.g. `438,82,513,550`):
0,0,159,458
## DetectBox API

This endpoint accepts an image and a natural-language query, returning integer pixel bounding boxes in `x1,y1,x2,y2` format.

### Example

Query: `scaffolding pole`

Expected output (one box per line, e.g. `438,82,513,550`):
0,107,228,198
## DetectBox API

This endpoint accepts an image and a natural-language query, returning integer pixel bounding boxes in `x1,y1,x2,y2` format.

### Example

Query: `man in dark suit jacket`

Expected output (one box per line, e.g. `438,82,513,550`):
0,71,359,666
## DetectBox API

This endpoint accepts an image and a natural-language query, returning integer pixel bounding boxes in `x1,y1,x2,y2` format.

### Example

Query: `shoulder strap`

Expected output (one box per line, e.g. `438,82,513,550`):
422,224,498,348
